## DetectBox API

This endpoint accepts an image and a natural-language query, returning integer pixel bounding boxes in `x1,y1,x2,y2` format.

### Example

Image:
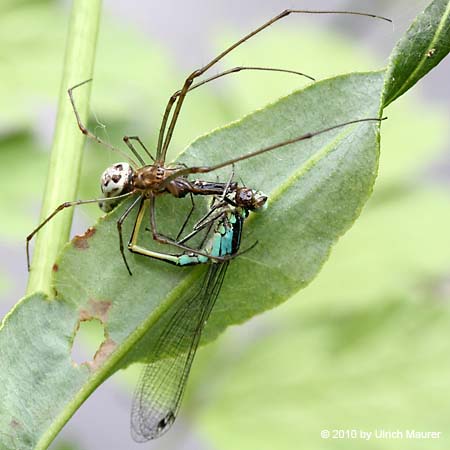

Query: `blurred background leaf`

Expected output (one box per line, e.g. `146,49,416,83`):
196,296,450,450
0,134,49,239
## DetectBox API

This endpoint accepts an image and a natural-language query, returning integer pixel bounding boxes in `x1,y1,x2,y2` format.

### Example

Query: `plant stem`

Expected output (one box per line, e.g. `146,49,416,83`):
26,0,103,298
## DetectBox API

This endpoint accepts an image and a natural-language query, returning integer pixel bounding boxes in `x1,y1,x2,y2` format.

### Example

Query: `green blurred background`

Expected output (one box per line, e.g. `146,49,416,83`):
1,0,450,449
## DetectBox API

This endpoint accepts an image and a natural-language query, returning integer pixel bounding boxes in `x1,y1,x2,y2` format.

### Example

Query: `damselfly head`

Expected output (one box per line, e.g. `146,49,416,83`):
99,162,134,212
235,187,268,211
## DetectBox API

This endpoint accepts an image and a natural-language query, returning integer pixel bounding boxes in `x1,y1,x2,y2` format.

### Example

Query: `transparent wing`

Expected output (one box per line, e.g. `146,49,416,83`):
131,261,230,442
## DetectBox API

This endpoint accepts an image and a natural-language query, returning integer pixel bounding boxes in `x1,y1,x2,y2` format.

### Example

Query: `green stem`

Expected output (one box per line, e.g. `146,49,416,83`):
26,0,103,298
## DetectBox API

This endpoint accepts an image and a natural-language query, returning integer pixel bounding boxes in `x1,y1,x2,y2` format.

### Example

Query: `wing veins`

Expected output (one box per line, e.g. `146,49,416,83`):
131,262,230,441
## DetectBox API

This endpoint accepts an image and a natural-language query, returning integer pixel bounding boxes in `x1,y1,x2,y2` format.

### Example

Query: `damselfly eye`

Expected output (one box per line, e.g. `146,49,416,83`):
99,162,134,212
252,191,268,210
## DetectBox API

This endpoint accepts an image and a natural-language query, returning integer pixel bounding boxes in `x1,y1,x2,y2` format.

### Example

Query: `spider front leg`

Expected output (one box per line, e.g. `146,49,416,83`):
175,193,196,241
68,79,136,165
26,192,134,271
127,194,228,265
155,65,315,160
116,195,143,276
156,9,390,161
123,135,155,164
127,198,200,266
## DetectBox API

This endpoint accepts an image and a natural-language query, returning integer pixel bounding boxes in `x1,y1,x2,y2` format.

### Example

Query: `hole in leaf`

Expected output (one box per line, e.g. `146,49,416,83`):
71,318,105,366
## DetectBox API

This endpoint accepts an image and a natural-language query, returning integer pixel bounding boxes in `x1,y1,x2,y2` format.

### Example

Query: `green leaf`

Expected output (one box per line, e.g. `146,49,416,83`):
57,71,384,351
0,294,86,450
383,0,450,106
0,71,384,448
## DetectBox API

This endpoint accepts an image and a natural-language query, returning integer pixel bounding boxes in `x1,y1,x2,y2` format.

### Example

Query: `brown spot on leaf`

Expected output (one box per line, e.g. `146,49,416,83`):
87,337,117,371
89,299,111,322
52,263,59,272
10,419,20,429
73,227,96,249
78,309,91,321
79,299,112,323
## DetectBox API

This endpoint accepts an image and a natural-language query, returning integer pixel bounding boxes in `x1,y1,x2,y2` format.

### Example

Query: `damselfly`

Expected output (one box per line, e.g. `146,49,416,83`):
131,187,268,441
26,9,390,274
